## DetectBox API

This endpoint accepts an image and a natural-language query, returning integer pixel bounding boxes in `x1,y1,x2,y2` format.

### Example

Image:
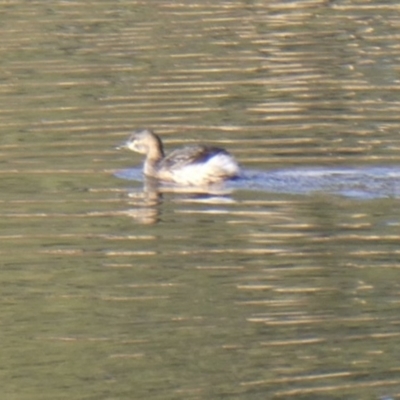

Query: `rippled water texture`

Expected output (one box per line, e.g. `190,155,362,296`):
2,1,400,399
117,165,400,199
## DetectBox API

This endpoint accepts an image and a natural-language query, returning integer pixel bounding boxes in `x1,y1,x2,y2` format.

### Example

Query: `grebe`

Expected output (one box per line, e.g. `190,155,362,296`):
119,129,240,186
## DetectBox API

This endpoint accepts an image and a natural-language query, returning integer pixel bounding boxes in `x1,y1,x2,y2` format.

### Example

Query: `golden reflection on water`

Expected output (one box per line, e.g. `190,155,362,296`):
1,0,400,399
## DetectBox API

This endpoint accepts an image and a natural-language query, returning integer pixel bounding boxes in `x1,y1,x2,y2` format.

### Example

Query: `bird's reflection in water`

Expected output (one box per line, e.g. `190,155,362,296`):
122,178,162,224
122,176,235,224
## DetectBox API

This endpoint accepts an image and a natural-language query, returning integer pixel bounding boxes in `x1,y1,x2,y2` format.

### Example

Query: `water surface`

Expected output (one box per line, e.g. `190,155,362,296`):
2,1,400,399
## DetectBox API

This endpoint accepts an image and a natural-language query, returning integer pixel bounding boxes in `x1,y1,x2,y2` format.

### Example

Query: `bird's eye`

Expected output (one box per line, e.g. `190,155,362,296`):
134,142,147,153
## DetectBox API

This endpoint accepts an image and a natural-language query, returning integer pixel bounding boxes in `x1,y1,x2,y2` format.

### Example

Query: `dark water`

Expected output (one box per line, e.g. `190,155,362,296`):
2,1,400,399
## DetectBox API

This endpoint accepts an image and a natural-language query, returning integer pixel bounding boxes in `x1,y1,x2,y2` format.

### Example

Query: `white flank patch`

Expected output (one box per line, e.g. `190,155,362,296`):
170,153,240,186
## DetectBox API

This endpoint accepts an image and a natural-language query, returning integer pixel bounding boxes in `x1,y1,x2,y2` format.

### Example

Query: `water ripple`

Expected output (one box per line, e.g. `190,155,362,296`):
116,166,400,199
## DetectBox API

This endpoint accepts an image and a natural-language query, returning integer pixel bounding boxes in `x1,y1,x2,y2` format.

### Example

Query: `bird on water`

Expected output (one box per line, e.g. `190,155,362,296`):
118,129,240,186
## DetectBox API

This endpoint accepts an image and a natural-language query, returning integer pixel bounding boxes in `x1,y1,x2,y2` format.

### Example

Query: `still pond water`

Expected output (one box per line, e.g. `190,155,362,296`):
1,1,400,399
